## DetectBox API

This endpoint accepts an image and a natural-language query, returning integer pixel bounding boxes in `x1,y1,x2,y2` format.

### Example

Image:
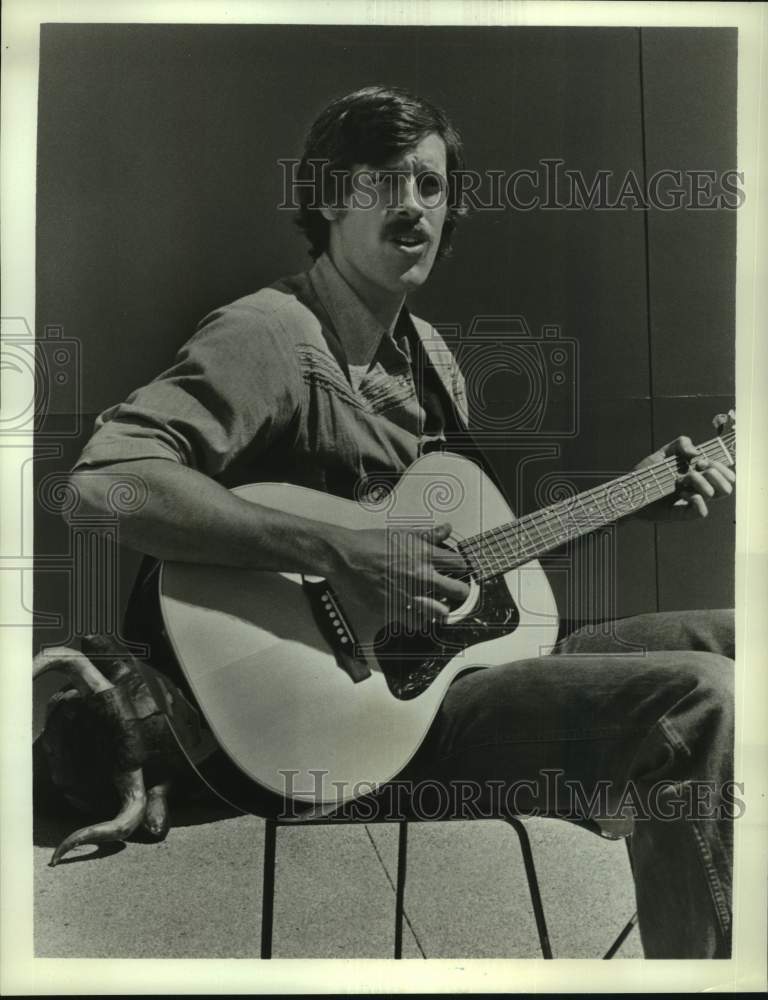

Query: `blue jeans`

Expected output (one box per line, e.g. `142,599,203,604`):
127,573,734,956
395,609,735,958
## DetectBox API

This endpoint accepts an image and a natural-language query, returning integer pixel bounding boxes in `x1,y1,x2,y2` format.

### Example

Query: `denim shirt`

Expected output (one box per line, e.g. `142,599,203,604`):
74,253,470,502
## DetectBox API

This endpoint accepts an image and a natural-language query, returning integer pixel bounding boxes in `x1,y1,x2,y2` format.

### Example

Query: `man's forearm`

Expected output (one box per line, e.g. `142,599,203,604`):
68,459,342,575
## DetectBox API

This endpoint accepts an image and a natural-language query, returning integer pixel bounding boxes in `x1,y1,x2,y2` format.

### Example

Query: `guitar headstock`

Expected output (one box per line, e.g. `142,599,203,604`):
712,409,735,435
711,409,735,465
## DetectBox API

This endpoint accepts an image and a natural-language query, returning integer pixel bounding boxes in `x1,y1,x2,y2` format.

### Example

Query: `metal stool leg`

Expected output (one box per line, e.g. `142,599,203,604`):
257,816,635,959
603,912,638,959
394,821,408,959
603,835,638,958
505,817,553,959
260,818,277,959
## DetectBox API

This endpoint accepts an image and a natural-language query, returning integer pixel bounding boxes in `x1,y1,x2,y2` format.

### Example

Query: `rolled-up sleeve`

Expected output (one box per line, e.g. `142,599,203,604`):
73,299,303,477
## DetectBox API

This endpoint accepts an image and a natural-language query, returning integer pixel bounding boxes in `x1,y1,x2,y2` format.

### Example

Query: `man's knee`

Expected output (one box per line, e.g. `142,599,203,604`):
673,650,733,700
659,651,734,761
623,608,734,657
678,608,735,659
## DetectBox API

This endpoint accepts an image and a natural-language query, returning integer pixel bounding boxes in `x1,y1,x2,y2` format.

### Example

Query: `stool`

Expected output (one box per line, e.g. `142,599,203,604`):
259,814,638,959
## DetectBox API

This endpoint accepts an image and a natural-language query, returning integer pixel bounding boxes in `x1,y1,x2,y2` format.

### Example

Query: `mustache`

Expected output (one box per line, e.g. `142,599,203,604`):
383,222,430,241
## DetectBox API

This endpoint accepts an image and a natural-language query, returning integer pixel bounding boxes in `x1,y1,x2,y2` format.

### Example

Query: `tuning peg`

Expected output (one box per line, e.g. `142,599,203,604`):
712,410,736,435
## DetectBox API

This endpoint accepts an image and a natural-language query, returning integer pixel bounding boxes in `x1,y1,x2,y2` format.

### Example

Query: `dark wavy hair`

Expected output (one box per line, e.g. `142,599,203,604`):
294,85,466,260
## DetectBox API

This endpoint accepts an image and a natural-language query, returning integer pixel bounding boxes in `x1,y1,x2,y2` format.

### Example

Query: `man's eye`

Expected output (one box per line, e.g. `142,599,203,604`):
418,174,446,199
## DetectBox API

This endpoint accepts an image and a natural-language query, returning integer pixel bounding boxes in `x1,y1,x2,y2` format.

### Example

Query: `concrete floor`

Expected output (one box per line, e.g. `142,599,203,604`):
34,798,641,959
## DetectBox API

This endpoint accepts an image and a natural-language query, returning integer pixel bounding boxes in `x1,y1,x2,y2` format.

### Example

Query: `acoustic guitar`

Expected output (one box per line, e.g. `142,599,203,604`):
159,414,735,806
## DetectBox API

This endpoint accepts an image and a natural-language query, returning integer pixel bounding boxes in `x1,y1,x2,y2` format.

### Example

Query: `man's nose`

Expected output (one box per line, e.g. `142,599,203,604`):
395,176,424,218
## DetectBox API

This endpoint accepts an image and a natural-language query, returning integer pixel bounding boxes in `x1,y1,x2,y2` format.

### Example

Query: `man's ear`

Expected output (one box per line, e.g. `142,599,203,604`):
320,206,341,223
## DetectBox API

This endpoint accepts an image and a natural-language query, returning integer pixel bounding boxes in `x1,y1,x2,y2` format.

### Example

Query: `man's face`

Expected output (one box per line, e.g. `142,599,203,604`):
323,133,448,312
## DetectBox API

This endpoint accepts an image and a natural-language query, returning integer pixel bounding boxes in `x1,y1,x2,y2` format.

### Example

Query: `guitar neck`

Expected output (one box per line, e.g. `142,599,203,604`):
459,430,735,581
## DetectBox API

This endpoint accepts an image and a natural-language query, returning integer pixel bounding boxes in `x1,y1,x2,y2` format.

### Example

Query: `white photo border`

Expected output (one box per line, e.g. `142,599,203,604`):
2,0,766,993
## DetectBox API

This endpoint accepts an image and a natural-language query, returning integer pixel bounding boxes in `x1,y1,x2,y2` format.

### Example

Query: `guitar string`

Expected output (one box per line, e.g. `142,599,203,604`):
459,433,735,577
455,432,735,580
459,435,723,560
461,434,734,577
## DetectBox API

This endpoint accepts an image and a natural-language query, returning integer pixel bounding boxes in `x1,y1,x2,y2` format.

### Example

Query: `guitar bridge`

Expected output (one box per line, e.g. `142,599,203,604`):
301,576,371,683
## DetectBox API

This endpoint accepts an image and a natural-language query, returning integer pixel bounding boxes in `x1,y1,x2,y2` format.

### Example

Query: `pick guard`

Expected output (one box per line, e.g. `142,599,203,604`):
372,575,520,699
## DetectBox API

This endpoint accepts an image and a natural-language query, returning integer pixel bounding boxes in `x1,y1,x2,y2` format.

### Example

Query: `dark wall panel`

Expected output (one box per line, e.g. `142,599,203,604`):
640,28,736,611
641,28,737,398
411,28,649,404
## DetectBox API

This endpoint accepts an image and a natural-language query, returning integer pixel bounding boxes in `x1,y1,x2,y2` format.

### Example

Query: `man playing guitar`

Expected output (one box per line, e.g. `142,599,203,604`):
69,86,736,958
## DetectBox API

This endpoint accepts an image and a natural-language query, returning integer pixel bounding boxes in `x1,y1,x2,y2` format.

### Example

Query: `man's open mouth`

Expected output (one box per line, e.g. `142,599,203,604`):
390,232,428,249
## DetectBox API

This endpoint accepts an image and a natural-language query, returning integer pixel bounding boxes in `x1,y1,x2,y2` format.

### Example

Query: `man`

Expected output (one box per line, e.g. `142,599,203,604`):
70,86,736,958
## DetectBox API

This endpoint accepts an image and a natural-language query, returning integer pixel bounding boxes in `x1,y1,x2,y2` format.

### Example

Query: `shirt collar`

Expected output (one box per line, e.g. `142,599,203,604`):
309,252,404,369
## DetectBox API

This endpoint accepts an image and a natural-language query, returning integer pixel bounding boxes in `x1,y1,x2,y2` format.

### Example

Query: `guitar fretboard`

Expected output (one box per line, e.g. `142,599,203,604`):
458,431,735,582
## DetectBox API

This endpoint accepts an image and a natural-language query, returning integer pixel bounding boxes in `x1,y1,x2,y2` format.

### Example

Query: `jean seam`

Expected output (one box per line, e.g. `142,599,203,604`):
658,713,693,759
691,821,732,936
657,717,731,938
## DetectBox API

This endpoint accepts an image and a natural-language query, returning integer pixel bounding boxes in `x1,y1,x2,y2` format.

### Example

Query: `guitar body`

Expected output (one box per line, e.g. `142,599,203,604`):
159,452,559,805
